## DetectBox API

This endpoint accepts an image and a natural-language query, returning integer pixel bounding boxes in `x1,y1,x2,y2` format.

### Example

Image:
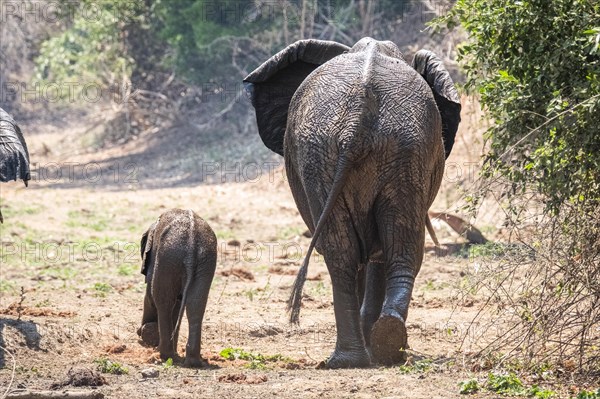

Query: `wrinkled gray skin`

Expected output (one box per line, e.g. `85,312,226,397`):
244,38,461,368
0,107,31,223
137,209,217,367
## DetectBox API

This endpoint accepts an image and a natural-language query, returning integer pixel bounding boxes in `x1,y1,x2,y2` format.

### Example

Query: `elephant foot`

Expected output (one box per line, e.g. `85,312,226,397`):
139,322,160,347
370,315,408,366
184,357,206,368
316,348,371,369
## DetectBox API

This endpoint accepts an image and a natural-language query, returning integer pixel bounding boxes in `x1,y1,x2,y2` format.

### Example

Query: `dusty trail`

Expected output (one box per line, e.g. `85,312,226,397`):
0,112,506,398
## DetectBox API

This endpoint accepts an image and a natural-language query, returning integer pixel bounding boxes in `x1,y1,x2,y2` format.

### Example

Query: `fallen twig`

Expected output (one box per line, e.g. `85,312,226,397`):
0,345,16,399
6,391,104,399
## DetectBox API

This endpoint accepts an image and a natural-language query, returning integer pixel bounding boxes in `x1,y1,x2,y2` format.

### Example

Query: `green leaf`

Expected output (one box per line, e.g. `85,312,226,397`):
459,379,480,394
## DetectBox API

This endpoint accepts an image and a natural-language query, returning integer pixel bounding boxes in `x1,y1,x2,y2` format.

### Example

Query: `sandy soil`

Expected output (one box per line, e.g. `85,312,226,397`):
0,106,573,398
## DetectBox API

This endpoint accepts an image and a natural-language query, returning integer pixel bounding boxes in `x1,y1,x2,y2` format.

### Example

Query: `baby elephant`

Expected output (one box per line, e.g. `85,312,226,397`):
137,209,217,367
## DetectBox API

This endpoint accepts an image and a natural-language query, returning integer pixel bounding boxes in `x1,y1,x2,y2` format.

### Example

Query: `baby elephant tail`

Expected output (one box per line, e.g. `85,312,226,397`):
172,210,196,341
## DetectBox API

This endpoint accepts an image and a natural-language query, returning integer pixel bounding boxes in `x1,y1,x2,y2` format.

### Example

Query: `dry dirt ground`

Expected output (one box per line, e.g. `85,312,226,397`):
0,102,574,398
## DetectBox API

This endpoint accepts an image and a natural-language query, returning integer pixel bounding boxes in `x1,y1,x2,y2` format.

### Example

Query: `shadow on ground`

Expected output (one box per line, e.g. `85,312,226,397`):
0,318,43,368
28,121,280,191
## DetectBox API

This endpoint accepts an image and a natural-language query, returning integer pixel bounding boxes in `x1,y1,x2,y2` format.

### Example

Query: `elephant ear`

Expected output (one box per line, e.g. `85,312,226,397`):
411,50,462,159
140,219,159,276
0,107,31,185
244,39,350,155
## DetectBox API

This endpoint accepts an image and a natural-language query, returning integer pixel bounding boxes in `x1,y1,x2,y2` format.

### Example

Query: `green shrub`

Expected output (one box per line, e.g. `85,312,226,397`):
487,372,524,395
434,0,600,376
94,358,128,374
34,0,145,99
219,347,290,369
459,378,480,394
574,389,600,399
438,0,600,214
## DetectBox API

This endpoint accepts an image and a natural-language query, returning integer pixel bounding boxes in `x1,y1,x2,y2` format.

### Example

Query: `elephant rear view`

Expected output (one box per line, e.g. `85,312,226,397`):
245,38,461,368
137,209,217,367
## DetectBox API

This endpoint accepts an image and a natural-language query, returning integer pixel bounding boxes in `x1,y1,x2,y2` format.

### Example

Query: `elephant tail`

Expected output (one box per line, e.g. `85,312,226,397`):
172,210,196,341
288,155,352,324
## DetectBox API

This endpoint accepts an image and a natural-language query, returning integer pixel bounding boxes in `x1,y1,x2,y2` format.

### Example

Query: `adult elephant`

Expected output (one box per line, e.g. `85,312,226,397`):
0,107,31,223
244,38,461,368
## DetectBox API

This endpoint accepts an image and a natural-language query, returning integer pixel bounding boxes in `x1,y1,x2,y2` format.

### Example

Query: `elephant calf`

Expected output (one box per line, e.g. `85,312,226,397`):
136,209,217,367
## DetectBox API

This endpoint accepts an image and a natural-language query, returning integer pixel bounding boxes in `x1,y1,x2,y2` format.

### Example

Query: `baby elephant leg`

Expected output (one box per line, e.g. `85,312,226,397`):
138,282,159,347
183,273,213,368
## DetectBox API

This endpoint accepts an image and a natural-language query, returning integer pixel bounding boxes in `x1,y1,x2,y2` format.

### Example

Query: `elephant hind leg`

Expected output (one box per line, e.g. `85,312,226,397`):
360,259,386,351
138,283,159,346
153,262,183,361
141,283,158,325
319,220,371,369
156,300,177,361
370,208,426,365
183,268,214,368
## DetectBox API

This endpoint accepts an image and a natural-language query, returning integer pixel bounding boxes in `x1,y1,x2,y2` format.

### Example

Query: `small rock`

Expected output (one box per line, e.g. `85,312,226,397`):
227,239,241,247
141,368,159,379
369,374,386,383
